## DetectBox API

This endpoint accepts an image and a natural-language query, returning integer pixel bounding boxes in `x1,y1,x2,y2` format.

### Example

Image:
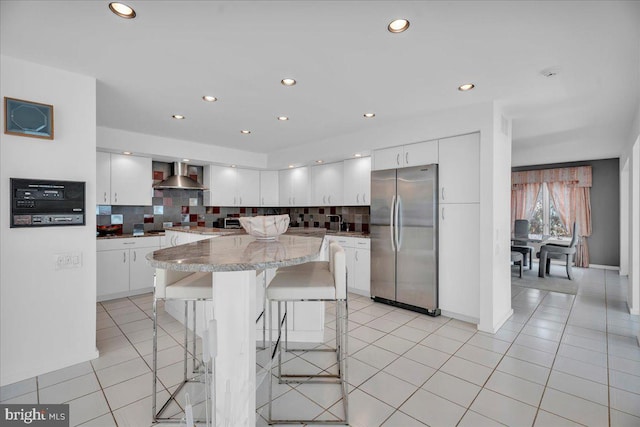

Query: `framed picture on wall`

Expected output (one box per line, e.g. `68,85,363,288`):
4,97,54,140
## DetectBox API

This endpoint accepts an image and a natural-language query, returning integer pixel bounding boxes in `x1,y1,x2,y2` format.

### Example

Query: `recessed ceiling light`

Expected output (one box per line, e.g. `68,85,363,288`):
109,2,136,19
354,153,362,158
315,160,324,164
240,130,251,134
458,83,475,91
288,165,294,168
123,151,132,155
172,114,185,120
281,78,296,86
202,95,217,102
277,116,289,121
364,113,375,118
388,19,410,33
182,159,190,162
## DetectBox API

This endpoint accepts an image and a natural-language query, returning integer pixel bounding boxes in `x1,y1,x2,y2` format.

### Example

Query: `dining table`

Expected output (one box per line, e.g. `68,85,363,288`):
147,230,325,426
511,233,551,244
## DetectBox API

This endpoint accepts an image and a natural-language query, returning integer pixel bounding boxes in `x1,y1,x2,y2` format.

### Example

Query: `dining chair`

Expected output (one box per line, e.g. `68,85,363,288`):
512,219,534,269
537,222,579,280
511,251,523,278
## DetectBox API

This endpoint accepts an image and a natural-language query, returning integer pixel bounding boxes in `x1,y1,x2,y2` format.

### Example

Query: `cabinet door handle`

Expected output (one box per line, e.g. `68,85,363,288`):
396,153,400,166
442,207,445,220
442,187,445,201
356,194,360,204
406,152,409,164
133,251,137,262
363,193,366,204
355,250,359,261
103,192,107,203
114,192,118,203
123,252,126,263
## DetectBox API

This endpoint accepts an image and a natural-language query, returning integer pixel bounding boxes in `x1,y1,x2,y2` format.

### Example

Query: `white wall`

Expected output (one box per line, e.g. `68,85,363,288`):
0,56,98,386
511,133,627,168
97,126,267,169
478,104,514,332
621,101,640,317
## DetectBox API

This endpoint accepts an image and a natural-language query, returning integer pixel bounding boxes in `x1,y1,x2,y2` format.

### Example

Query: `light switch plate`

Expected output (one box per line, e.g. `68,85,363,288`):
54,251,82,270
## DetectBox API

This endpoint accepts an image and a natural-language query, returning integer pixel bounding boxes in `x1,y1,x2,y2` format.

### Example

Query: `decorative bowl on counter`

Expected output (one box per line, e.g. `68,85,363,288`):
239,214,290,240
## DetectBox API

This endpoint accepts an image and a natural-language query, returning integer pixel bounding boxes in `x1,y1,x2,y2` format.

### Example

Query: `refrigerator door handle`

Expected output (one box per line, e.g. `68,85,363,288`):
395,195,402,250
390,195,396,251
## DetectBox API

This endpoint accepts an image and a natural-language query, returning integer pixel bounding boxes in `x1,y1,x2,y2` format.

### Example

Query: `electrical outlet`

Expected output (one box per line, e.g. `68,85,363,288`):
54,251,82,270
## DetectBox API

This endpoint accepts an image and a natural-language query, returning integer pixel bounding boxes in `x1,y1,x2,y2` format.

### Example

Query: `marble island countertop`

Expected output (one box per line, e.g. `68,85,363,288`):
165,225,369,238
147,231,325,272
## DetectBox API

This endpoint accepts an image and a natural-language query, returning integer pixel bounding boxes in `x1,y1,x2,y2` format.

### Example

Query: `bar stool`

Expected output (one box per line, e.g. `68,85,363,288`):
266,242,348,425
152,269,213,424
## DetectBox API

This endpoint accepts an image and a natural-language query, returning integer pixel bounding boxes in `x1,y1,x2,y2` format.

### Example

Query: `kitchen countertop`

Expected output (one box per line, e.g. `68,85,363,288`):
98,226,369,240
146,231,325,272
97,232,166,240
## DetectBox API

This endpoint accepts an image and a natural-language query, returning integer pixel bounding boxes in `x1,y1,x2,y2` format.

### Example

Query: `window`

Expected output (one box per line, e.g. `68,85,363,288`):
529,183,569,237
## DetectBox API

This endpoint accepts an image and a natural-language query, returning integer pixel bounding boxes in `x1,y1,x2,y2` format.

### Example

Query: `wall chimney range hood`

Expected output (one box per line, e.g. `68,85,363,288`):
154,162,207,190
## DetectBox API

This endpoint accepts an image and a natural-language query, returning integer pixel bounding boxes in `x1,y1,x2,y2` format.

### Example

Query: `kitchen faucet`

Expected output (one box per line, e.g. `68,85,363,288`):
326,214,342,232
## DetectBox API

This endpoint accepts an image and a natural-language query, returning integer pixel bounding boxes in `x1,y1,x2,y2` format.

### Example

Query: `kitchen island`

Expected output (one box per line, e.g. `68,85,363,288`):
146,231,325,426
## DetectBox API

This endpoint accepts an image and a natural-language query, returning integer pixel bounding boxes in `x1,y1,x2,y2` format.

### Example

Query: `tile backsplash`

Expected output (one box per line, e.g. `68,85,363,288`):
96,189,370,234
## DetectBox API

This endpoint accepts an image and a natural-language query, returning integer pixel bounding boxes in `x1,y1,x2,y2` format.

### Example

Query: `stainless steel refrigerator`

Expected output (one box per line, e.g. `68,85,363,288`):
370,165,440,316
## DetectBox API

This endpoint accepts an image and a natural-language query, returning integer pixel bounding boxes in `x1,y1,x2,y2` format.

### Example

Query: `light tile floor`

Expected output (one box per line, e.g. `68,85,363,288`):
1,265,639,426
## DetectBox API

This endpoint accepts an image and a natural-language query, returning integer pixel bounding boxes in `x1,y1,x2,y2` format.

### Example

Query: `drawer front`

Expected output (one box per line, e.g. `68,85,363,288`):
353,238,371,249
97,236,161,251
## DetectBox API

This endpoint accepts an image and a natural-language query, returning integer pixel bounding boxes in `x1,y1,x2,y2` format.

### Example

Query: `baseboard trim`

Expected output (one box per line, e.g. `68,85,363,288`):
478,308,514,334
589,264,620,271
440,310,479,325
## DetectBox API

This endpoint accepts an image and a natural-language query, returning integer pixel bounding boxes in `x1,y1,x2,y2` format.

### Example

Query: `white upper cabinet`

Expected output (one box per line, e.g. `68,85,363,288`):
236,168,260,206
96,151,111,205
372,140,438,170
205,165,260,206
259,170,279,206
343,156,371,205
279,167,310,206
373,146,403,170
206,165,236,206
312,162,344,206
438,133,480,204
97,152,152,206
403,140,438,167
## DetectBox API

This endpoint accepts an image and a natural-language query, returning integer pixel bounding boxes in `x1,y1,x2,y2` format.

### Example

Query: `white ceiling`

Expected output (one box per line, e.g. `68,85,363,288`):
2,1,639,166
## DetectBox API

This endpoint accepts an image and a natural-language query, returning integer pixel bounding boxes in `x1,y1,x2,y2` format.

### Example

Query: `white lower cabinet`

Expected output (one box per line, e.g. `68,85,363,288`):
326,236,371,297
438,203,480,320
97,236,161,301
